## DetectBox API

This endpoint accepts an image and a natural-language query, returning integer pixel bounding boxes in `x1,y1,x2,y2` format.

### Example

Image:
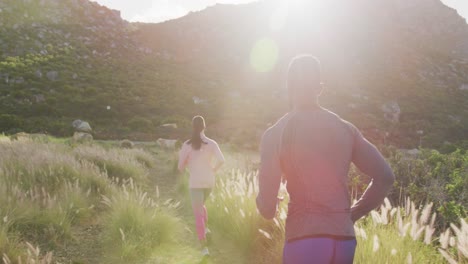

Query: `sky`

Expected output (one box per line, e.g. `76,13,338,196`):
92,0,256,22
92,0,468,23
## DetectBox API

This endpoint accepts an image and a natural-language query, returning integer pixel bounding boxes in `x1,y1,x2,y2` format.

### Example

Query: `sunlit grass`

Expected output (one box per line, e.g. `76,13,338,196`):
74,145,149,183
207,170,286,263
101,182,182,263
0,139,161,262
208,169,467,264
0,138,465,263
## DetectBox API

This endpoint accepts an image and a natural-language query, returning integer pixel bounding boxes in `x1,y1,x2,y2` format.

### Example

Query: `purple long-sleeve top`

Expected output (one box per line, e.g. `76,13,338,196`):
256,108,395,242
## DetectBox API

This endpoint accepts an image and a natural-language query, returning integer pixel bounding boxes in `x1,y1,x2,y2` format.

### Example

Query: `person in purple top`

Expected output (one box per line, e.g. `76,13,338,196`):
256,55,395,264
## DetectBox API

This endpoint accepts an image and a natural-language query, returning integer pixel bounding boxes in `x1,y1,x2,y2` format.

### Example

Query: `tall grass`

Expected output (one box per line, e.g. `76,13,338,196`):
0,139,164,262
0,141,109,196
0,138,465,263
2,242,54,264
74,145,150,184
0,142,106,250
101,181,182,263
353,199,444,263
208,169,468,264
207,170,286,263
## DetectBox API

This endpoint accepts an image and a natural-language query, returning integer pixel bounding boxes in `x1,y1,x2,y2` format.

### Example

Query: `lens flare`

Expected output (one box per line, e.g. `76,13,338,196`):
250,38,279,73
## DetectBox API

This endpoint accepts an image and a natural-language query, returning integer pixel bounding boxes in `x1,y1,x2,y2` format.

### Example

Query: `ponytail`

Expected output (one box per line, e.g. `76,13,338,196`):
188,116,207,150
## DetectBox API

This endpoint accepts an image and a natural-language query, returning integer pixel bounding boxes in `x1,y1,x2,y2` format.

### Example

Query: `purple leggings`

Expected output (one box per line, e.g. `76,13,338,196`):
283,237,357,264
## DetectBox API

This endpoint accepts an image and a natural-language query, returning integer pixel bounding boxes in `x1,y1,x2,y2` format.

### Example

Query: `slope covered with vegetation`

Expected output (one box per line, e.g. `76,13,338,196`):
0,0,467,148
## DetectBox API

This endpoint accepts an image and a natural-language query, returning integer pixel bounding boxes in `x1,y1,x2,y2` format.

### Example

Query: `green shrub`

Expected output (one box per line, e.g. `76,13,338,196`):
127,117,153,132
0,114,23,134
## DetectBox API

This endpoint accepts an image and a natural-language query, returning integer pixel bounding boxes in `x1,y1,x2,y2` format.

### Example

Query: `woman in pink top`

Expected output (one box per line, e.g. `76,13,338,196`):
178,116,225,256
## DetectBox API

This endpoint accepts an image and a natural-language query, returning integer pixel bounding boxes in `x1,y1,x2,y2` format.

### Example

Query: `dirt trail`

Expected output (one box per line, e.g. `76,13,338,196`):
148,151,246,264
54,146,247,264
54,225,103,264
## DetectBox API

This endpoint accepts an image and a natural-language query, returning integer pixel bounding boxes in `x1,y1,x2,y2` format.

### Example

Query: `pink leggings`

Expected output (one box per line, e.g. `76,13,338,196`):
190,188,211,241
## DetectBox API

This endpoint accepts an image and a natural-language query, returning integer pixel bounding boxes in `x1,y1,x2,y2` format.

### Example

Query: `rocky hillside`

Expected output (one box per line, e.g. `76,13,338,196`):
0,0,206,139
0,0,467,148
135,0,468,148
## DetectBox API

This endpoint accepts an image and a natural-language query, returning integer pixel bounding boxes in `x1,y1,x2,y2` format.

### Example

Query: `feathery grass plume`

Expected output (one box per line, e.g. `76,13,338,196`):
424,226,436,245
411,226,425,241
397,209,406,237
0,219,23,262
407,252,412,264
380,205,389,225
419,203,433,226
207,170,285,263
258,229,272,240
356,226,368,240
438,249,458,264
458,219,468,259
74,145,149,184
384,198,392,211
101,184,181,263
2,242,53,264
390,208,397,218
451,219,468,259
409,206,425,241
405,197,411,216
424,213,437,245
354,198,446,263
373,235,380,252
371,211,382,225
440,228,451,249
450,236,456,247
0,141,109,197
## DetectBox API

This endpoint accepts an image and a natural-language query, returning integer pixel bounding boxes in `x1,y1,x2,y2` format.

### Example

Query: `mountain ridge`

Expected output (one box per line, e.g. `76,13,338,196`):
0,0,466,149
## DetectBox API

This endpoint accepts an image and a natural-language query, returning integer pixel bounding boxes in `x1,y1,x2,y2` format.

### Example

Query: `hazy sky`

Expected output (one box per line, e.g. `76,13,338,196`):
92,0,468,23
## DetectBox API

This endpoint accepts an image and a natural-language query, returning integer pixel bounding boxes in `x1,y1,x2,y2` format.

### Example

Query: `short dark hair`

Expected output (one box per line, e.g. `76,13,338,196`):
287,55,322,108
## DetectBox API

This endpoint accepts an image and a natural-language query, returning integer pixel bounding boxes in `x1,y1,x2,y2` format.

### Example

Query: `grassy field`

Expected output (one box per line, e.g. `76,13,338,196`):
0,134,466,264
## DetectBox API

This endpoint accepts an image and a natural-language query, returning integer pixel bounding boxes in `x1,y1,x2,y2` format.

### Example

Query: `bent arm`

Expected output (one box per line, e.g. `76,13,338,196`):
212,142,225,172
256,131,282,220
350,128,395,222
178,144,190,172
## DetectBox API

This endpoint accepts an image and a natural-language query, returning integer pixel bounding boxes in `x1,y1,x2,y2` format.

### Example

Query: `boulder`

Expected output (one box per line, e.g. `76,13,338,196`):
72,120,92,132
72,119,83,129
161,123,178,129
381,101,401,123
15,77,24,84
156,138,178,150
34,94,45,103
120,139,134,149
77,122,92,132
46,71,58,81
73,132,93,143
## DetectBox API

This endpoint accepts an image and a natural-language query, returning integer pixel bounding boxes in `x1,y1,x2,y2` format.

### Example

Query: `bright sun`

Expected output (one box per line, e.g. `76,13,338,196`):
249,0,330,73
